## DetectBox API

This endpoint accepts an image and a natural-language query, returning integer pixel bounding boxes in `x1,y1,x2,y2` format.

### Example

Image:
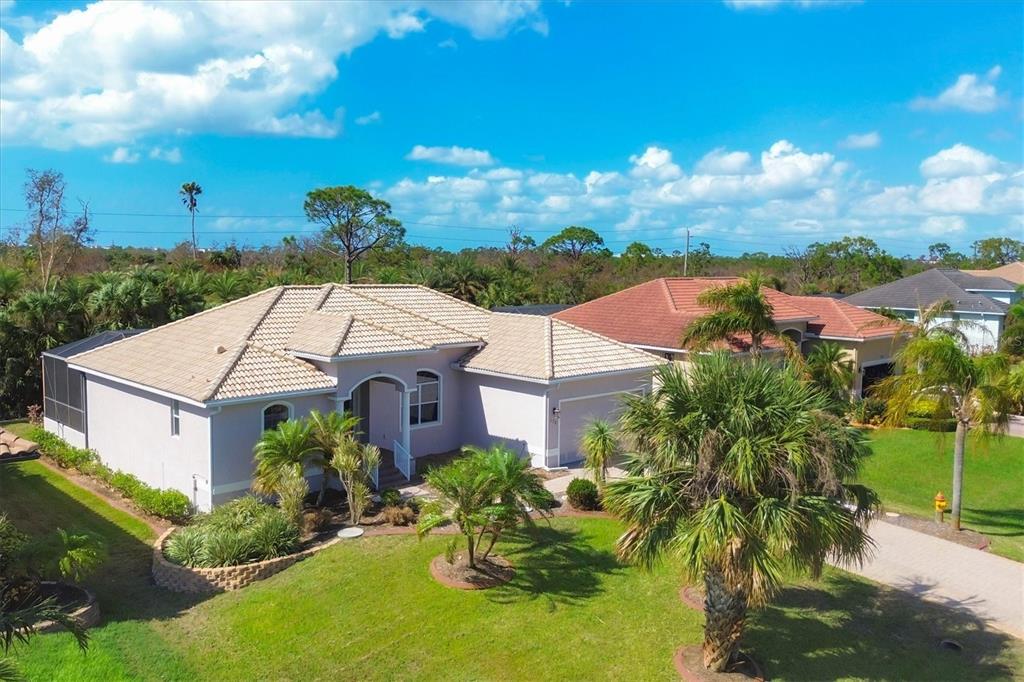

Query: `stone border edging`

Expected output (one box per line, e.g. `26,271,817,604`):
152,527,341,594
35,581,101,632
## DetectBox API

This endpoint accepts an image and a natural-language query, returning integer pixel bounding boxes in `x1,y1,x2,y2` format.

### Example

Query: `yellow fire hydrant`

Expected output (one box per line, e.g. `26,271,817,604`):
934,492,947,523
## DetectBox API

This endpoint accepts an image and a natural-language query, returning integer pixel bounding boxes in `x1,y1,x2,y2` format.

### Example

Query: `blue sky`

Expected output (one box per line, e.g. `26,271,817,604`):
1,0,1021,257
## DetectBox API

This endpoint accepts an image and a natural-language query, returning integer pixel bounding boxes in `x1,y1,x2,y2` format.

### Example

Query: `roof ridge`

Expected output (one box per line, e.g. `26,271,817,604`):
343,285,485,342
202,287,287,401
69,287,281,362
312,283,334,310
247,340,333,375
659,278,677,312
331,314,355,356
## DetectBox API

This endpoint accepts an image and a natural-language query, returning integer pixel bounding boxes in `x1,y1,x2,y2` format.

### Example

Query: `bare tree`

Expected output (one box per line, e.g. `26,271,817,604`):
506,225,536,256
23,169,92,291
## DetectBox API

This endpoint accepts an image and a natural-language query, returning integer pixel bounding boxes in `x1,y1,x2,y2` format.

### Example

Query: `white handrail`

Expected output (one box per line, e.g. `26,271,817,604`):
393,439,412,480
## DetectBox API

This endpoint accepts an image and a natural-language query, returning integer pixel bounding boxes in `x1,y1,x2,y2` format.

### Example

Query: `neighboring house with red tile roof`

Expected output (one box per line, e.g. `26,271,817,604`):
554,277,905,397
45,284,662,510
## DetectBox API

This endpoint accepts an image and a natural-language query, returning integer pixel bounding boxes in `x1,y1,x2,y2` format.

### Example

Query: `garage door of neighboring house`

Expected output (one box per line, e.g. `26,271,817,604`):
556,393,628,466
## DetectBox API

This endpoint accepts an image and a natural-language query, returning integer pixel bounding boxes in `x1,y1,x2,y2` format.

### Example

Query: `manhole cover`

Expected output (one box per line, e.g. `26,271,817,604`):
336,527,365,539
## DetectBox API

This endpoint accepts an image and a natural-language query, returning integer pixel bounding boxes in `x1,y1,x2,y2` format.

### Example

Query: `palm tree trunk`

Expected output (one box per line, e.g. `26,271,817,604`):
951,419,967,531
190,211,197,260
702,568,748,672
466,533,476,569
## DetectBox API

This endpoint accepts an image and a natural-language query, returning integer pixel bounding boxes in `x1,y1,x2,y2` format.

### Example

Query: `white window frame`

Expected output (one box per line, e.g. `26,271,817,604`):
261,401,293,433
170,400,181,437
409,370,441,430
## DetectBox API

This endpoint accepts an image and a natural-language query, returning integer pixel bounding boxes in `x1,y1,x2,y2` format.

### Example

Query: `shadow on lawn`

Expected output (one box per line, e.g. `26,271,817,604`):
0,463,211,625
486,524,623,609
963,507,1024,537
744,572,1018,681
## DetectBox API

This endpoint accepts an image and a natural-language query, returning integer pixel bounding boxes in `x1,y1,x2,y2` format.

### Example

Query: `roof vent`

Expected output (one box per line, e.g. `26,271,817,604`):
214,344,227,354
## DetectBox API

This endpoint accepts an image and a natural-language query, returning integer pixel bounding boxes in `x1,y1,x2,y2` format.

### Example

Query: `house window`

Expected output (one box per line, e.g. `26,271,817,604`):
262,403,290,432
170,400,181,436
410,371,440,426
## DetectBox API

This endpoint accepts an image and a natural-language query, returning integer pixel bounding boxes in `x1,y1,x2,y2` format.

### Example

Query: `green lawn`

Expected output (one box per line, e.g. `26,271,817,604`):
2,434,1022,680
858,428,1024,562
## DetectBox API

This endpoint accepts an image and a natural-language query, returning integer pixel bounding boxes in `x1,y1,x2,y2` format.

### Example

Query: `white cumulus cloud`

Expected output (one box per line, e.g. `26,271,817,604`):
911,66,1005,113
629,146,683,181
695,147,753,174
0,1,547,149
406,145,496,166
920,143,1001,178
104,146,139,164
149,146,182,163
920,215,966,236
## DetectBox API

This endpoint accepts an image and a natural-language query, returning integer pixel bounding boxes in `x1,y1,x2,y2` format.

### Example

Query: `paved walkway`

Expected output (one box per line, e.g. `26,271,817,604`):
840,519,1024,639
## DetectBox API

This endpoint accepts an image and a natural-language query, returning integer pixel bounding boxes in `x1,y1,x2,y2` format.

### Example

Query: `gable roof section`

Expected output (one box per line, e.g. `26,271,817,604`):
460,313,662,381
964,262,1024,285
790,296,903,340
554,277,816,352
843,269,1010,315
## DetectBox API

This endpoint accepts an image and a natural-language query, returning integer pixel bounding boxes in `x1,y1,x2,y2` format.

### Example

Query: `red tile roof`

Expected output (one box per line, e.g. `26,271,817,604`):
554,278,901,351
789,296,903,340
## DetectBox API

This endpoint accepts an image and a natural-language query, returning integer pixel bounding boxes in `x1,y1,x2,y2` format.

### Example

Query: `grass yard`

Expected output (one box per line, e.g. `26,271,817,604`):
1,444,1021,680
859,428,1024,562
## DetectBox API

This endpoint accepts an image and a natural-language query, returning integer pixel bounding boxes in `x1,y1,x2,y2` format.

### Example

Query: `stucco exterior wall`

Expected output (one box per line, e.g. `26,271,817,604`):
208,393,333,506
85,375,213,510
459,373,548,466
43,416,86,449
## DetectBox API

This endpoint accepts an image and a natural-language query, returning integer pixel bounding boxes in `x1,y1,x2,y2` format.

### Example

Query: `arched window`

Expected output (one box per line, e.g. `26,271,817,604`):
262,403,291,432
410,371,440,426
781,328,802,346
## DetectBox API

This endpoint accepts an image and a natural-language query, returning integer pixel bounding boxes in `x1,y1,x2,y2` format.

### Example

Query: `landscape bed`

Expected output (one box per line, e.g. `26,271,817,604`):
2,450,1021,681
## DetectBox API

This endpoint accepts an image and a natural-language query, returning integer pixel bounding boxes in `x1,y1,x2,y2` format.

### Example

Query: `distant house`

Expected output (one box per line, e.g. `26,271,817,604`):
963,261,1024,286
553,277,905,397
843,268,1020,352
46,284,662,510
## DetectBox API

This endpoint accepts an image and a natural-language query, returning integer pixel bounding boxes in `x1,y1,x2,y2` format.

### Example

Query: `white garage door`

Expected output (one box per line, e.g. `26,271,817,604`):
556,393,628,466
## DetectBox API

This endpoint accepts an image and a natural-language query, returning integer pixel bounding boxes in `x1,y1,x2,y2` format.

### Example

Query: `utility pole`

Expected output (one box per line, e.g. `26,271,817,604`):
683,228,691,276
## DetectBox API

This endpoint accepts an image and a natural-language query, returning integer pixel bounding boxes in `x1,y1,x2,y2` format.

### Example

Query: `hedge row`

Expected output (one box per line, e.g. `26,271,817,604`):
25,426,192,523
904,416,958,433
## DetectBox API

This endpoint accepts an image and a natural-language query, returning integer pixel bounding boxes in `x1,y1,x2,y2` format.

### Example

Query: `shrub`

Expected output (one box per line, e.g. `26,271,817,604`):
444,537,458,565
27,427,95,469
110,471,143,498
379,488,402,507
849,397,886,425
302,508,334,535
164,498,300,568
276,468,309,529
26,404,43,425
566,478,600,511
906,416,958,432
137,489,192,524
381,505,416,526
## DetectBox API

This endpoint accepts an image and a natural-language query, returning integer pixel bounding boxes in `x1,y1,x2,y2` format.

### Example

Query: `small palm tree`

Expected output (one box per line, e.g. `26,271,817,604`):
875,335,1011,530
418,445,549,569
681,272,796,359
579,419,619,489
805,341,855,406
252,420,317,497
307,409,361,505
330,436,381,526
863,299,986,349
179,181,203,260
603,355,876,672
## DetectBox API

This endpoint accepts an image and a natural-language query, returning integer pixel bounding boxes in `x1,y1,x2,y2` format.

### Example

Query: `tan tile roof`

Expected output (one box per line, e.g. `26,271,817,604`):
461,313,663,381
963,261,1024,285
69,283,659,402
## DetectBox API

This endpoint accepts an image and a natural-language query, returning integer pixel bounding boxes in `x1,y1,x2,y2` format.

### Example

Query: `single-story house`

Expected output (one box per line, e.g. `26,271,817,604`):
553,277,904,397
44,284,662,510
843,268,1020,353
963,261,1024,286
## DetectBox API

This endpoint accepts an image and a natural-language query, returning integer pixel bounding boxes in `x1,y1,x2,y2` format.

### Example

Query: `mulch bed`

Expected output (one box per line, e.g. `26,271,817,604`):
680,585,705,612
429,553,514,590
880,514,990,551
674,646,765,681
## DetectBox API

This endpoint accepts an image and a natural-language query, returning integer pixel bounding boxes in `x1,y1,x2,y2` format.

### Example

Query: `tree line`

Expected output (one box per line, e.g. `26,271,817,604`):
1,167,1021,417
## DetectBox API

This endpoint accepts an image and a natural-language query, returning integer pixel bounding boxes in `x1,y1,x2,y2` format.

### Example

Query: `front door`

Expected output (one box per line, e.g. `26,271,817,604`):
345,382,371,444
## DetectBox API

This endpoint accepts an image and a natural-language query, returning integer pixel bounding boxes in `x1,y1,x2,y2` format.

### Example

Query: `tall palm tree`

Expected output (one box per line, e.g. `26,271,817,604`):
805,341,855,406
603,355,876,672
875,335,1011,530
681,272,796,359
179,182,203,260
579,419,619,490
307,409,361,506
252,419,317,496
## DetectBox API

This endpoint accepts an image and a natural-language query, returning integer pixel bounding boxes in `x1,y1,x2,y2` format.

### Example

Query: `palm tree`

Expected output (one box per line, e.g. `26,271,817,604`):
681,272,796,359
603,355,876,672
307,409,361,506
579,419,619,490
863,299,986,349
805,341,855,406
252,420,316,496
418,445,549,569
179,182,203,260
0,268,22,306
329,436,380,526
875,335,1011,530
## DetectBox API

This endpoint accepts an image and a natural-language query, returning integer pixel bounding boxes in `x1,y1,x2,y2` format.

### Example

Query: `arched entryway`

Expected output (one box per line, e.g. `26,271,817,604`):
343,375,413,486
